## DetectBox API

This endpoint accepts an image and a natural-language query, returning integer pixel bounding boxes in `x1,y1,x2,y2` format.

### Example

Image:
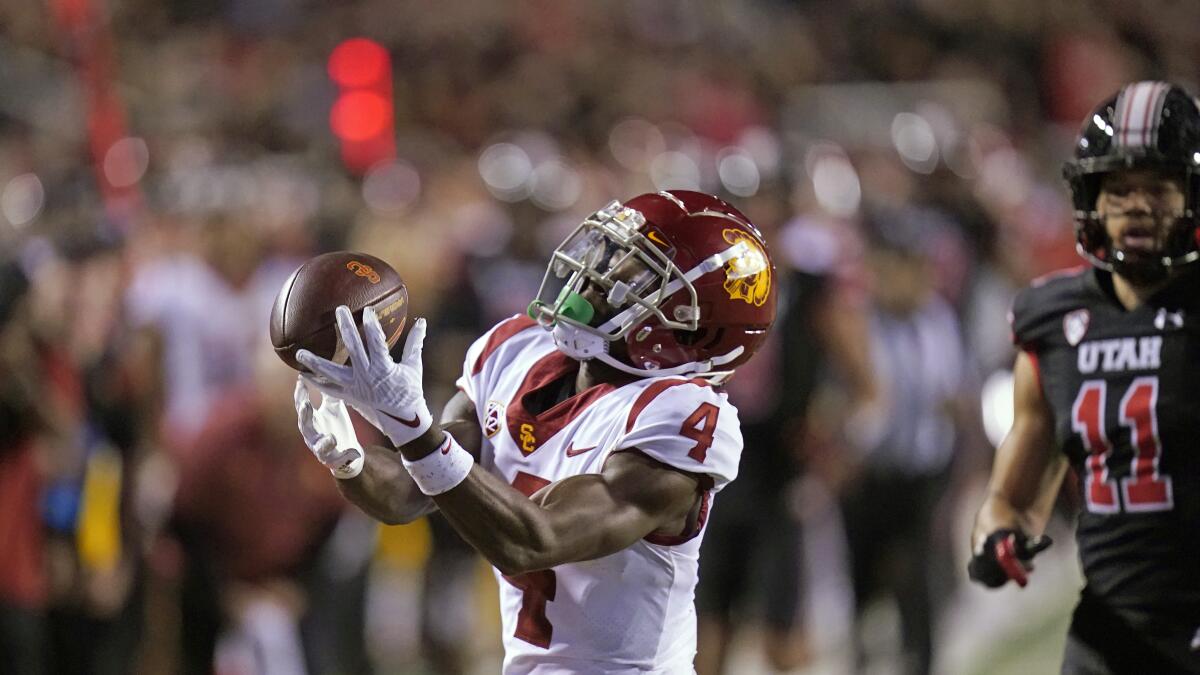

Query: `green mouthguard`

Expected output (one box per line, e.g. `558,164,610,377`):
555,288,595,325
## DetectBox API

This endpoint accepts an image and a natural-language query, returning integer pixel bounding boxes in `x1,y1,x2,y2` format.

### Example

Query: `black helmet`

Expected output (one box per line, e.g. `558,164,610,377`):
1063,80,1200,279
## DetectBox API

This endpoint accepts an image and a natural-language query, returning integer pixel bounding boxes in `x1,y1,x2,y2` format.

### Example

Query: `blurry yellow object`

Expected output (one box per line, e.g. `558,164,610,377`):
375,516,431,570
77,446,123,573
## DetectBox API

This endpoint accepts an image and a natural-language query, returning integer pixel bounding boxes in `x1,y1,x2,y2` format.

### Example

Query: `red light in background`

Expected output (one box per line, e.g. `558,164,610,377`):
328,38,389,89
328,38,395,174
330,91,390,141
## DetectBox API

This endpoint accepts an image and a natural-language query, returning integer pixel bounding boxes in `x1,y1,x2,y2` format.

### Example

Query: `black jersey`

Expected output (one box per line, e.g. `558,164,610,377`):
1011,266,1200,619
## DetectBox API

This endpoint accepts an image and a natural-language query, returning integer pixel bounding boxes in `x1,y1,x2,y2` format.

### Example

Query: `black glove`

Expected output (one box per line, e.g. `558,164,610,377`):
968,529,1053,588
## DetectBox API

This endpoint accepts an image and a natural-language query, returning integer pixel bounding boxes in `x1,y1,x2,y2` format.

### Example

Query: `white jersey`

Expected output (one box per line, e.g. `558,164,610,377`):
456,316,743,675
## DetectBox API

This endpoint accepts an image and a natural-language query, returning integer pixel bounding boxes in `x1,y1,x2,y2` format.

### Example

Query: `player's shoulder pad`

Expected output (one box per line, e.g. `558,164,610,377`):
457,314,541,401
466,314,541,373
1009,266,1091,350
615,378,742,491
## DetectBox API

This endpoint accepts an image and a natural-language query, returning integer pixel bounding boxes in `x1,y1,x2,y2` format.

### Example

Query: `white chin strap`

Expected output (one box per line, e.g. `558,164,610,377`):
550,242,750,379
551,322,608,361
552,321,744,378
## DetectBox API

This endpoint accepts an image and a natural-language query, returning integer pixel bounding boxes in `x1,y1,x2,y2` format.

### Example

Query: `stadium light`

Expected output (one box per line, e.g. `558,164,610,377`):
328,38,396,174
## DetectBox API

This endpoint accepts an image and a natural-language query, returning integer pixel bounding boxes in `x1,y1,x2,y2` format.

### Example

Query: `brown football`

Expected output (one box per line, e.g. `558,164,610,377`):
269,251,408,371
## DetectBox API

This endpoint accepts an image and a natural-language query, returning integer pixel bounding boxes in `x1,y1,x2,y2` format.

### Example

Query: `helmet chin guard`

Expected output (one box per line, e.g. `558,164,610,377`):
550,322,607,361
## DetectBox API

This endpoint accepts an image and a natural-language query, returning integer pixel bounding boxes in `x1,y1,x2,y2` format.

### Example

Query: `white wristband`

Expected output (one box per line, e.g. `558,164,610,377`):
402,433,473,495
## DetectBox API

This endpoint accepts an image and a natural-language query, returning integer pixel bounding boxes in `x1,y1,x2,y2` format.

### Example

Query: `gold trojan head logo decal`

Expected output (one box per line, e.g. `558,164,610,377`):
722,229,770,306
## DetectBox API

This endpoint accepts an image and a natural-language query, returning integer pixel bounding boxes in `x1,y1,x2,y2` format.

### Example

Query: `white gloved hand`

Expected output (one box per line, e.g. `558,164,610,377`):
294,378,364,479
297,305,433,448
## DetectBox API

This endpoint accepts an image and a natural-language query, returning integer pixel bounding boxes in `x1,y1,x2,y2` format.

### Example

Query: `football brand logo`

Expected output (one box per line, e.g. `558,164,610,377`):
565,443,597,457
1154,308,1184,331
721,229,770,307
1063,309,1090,346
483,401,505,438
645,229,670,248
346,260,381,283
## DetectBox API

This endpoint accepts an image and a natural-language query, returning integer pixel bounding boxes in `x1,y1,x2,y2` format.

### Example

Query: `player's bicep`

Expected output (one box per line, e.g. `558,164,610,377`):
532,451,703,565
989,350,1065,511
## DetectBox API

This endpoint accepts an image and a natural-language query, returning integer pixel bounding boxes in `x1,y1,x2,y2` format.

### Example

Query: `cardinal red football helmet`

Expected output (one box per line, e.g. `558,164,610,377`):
528,190,777,381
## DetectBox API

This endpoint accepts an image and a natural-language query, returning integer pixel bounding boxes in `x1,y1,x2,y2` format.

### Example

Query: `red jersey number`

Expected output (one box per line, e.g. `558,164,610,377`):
1071,377,1173,514
503,472,556,648
680,402,720,462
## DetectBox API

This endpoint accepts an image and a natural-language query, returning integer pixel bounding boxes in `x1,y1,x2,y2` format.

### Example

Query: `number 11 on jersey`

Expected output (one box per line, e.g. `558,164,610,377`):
1071,376,1174,514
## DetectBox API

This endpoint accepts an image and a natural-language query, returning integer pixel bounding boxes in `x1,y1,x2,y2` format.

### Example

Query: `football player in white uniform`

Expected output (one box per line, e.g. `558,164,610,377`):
294,191,777,674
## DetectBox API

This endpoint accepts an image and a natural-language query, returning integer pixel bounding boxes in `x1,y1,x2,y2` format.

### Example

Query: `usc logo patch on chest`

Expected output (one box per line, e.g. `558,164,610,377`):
518,423,537,454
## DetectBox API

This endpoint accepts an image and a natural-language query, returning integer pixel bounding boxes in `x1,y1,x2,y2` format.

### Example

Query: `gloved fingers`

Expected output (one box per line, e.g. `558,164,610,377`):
967,554,1007,588
334,305,370,370
1023,534,1053,558
301,372,347,401
294,376,311,414
401,317,427,373
297,398,324,449
994,534,1029,588
305,375,382,429
317,439,361,469
312,434,341,462
324,394,350,420
362,307,394,366
297,349,351,385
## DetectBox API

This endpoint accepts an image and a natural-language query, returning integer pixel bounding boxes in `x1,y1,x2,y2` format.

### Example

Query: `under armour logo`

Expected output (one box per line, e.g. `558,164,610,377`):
1154,308,1184,331
1191,625,1200,651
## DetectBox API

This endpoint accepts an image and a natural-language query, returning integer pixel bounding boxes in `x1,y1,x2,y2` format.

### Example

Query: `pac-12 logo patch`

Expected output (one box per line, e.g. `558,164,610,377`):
1063,309,1090,347
483,400,505,438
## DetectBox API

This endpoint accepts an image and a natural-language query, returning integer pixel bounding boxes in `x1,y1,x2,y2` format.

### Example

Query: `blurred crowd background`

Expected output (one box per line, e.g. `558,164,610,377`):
1,0,1197,673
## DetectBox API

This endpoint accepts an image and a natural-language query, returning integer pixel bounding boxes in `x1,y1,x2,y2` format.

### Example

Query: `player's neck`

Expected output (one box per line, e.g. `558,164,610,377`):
576,359,628,392
1111,272,1170,310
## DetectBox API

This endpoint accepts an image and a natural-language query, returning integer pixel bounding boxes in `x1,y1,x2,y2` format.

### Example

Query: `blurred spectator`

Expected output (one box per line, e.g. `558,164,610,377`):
837,205,970,675
0,258,48,675
170,346,369,675
123,215,297,443
694,187,877,675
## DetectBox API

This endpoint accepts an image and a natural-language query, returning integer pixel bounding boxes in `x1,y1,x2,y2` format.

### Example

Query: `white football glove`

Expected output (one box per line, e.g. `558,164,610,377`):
294,378,364,479
296,305,433,448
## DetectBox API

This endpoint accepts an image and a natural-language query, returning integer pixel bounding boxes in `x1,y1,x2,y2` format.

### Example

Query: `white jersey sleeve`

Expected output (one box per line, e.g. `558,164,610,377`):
454,314,540,406
614,379,742,491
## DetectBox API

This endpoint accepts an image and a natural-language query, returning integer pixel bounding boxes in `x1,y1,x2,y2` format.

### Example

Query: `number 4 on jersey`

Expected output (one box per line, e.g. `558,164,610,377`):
680,402,720,462
1071,376,1174,514
504,472,556,648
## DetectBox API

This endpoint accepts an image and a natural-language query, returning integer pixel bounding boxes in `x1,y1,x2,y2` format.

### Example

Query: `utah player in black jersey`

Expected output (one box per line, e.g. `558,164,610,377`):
969,81,1200,674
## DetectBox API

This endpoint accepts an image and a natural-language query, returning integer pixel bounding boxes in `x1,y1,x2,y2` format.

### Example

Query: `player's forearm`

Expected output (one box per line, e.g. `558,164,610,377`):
973,454,1067,548
392,427,561,573
336,444,435,525
432,467,561,575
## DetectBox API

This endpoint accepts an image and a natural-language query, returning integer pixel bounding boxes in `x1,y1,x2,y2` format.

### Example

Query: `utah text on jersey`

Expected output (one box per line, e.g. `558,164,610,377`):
1009,267,1200,633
